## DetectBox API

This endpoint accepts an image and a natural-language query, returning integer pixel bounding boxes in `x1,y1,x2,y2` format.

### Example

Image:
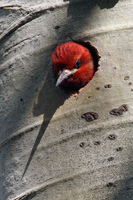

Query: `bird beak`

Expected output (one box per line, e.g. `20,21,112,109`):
56,69,77,87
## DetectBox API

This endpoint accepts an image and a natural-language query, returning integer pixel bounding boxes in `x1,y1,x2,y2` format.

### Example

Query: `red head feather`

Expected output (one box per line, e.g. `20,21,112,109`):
52,41,95,89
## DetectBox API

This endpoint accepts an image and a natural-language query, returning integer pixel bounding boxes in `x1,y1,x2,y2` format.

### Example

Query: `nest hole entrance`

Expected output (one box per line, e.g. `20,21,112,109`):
54,39,100,96
67,40,100,95
74,39,100,73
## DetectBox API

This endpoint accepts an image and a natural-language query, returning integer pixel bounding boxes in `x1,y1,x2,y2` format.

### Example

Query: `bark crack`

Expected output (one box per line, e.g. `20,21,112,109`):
0,4,30,11
0,11,45,43
0,2,68,43
4,34,41,54
14,161,133,200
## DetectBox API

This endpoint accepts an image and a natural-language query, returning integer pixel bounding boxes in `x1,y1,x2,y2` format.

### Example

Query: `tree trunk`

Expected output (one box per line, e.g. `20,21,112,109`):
0,0,133,199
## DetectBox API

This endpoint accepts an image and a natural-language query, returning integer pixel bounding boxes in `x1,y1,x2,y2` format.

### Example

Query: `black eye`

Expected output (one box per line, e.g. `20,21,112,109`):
74,59,81,69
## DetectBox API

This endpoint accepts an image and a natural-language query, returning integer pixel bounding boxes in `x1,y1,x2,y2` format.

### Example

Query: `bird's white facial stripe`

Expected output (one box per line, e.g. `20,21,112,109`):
58,69,77,76
56,69,78,87
65,68,78,75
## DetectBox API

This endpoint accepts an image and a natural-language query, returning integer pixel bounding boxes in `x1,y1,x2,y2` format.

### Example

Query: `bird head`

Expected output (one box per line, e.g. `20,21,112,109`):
52,41,95,89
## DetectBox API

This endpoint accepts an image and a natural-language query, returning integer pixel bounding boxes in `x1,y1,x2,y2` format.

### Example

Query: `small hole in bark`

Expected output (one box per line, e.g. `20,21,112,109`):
61,129,64,134
54,25,60,30
81,112,99,122
124,76,130,80
107,157,114,161
104,84,112,88
116,147,123,151
128,82,132,85
107,182,116,187
79,142,85,147
94,141,101,145
108,134,117,140
109,104,128,116
95,87,100,90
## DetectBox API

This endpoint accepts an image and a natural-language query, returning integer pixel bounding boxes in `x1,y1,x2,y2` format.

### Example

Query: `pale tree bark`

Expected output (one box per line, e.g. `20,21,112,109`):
0,0,133,199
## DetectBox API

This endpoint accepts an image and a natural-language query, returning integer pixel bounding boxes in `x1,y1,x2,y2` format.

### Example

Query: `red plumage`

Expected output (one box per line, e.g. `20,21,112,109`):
52,41,95,89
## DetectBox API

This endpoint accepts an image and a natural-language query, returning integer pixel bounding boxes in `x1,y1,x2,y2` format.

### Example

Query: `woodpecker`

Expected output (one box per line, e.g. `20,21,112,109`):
52,41,97,89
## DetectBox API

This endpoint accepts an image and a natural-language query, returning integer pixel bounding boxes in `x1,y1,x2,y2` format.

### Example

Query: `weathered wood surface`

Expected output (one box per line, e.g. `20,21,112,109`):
0,0,133,199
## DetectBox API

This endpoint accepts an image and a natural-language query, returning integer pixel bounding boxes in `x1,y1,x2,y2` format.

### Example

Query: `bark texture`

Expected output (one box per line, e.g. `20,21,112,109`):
0,0,133,199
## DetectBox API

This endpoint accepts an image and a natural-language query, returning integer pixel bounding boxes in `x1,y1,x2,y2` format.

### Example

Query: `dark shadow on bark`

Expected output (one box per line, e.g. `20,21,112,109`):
22,75,69,177
97,0,119,9
64,0,119,13
55,0,119,43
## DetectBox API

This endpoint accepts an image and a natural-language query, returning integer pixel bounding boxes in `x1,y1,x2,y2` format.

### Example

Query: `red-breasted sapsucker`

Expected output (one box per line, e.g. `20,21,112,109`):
52,41,96,89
